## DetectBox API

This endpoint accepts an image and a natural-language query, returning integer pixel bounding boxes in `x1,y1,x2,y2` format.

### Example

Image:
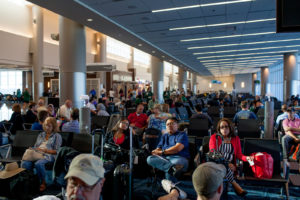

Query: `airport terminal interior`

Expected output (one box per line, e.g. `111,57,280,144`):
0,0,300,199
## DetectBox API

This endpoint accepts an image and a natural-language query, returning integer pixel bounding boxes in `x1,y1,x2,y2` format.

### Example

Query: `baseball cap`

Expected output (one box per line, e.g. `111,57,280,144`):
65,154,105,186
192,162,226,197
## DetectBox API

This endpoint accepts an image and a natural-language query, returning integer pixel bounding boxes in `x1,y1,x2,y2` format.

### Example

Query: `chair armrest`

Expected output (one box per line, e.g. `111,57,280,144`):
0,144,12,159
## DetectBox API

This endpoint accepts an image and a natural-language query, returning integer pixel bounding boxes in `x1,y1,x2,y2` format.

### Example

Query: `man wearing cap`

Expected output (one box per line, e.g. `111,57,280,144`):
158,162,226,200
282,107,300,160
64,154,105,200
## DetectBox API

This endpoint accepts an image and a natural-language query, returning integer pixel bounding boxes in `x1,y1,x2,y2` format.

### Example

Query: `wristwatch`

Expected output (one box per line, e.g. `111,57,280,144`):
162,149,165,156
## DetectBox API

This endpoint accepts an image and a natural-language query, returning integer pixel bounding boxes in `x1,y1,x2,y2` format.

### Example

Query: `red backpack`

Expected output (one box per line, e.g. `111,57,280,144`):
249,152,274,179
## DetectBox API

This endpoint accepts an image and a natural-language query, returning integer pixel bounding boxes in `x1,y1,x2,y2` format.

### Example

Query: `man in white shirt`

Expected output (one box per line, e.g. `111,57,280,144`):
100,87,106,98
58,100,72,121
109,88,115,102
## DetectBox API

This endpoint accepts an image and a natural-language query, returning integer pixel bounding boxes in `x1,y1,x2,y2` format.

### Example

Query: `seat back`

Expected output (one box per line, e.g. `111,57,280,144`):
237,119,261,139
91,116,110,130
71,134,98,153
58,131,74,147
243,138,281,177
126,108,136,117
188,118,209,137
12,130,41,157
223,107,236,118
207,106,220,117
257,108,264,121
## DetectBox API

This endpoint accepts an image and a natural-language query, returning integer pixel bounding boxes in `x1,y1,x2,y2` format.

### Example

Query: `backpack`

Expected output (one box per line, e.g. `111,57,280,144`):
0,170,39,200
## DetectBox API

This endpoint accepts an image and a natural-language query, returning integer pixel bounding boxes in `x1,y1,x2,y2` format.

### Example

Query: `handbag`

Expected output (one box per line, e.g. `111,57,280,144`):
22,149,45,161
206,134,227,165
249,152,273,179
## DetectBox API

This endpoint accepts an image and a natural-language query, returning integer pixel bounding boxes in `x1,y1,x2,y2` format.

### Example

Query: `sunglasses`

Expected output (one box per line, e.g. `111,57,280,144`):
220,125,229,129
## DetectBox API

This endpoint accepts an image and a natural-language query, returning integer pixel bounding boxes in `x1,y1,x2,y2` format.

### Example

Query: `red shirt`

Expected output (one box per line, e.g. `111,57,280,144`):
209,133,247,163
128,112,148,128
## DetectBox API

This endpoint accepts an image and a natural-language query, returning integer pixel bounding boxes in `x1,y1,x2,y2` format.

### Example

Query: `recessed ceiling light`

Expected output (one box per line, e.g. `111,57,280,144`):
169,60,172,62
170,18,275,31
162,55,165,58
193,44,300,55
152,0,253,13
187,38,300,50
181,32,274,42
152,51,156,53
87,18,93,22
138,44,142,46
196,50,298,59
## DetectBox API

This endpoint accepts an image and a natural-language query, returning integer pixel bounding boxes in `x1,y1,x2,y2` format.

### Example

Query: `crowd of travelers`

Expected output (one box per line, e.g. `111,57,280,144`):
0,86,299,200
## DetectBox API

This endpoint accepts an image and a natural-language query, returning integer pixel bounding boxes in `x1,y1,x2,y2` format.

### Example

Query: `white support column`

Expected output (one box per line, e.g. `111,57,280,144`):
260,67,269,97
283,53,298,102
178,68,187,93
191,73,197,94
59,16,86,108
32,6,44,102
151,56,164,103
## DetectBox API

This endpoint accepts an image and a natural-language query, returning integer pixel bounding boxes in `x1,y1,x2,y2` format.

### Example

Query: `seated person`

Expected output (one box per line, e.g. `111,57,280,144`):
128,104,148,135
147,104,168,133
209,118,253,196
147,117,190,182
87,97,97,115
47,104,56,117
191,104,213,127
22,117,62,192
107,118,139,150
62,108,80,133
7,103,24,134
233,101,257,124
25,102,37,123
158,162,226,200
276,104,299,126
58,100,73,121
31,110,49,131
64,154,105,200
282,107,300,160
97,103,110,116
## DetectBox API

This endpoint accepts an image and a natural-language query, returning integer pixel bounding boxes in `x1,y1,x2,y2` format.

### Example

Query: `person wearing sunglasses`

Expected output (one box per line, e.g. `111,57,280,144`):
209,118,253,197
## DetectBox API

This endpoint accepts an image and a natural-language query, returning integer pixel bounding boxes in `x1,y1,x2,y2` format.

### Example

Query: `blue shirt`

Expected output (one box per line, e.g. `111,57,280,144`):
62,120,80,133
31,122,43,131
157,131,190,158
34,132,62,161
276,112,299,125
233,110,257,123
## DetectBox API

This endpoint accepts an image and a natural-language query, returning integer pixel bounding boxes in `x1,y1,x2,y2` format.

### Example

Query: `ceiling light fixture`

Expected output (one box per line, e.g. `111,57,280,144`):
193,44,300,55
181,32,274,42
152,0,253,13
187,38,300,49
200,55,282,62
170,18,274,31
87,18,93,22
196,50,298,59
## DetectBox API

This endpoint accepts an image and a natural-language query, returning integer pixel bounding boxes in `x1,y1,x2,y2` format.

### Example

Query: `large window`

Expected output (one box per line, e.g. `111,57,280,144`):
164,62,172,74
255,71,261,96
107,36,131,60
0,71,22,94
268,63,283,101
134,48,150,66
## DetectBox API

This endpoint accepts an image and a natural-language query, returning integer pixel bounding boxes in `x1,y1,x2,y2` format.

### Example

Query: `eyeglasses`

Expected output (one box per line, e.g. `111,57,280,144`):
68,178,102,193
166,122,177,126
121,121,129,125
220,125,229,129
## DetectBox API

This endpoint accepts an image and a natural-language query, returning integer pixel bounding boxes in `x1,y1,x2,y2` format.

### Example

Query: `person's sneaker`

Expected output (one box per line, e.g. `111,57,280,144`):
161,179,187,199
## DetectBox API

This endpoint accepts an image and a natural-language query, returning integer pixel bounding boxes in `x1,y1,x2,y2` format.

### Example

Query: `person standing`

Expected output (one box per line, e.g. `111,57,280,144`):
109,88,115,102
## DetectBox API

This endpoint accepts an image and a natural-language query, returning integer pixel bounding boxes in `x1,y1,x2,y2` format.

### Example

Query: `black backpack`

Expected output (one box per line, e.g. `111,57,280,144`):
0,170,39,200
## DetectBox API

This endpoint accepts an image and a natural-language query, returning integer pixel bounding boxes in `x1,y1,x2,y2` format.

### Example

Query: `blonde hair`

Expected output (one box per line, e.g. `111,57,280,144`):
43,117,58,133
153,104,162,112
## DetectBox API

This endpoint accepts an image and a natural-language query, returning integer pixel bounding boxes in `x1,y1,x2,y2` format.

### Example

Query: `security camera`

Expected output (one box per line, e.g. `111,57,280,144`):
50,33,59,41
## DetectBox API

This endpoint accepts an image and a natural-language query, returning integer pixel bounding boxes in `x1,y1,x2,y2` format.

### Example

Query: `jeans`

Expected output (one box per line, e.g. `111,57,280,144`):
147,155,189,182
22,159,52,183
282,134,300,159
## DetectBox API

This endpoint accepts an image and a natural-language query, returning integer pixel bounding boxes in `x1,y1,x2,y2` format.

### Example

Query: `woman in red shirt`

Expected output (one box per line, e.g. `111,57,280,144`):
209,118,253,197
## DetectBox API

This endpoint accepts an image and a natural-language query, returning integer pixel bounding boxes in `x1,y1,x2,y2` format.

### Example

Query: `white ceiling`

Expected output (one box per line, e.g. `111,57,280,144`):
28,0,300,76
